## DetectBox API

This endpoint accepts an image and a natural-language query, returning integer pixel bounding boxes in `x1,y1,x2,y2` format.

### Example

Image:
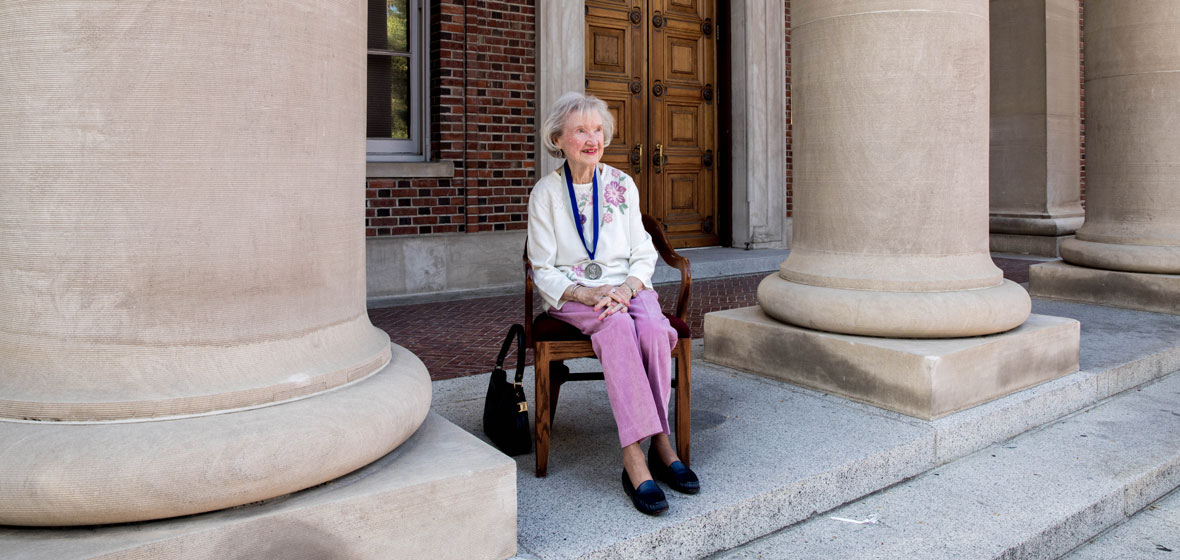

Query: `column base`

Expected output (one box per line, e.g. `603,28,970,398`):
988,215,1084,237
0,343,432,526
990,233,1073,257
1061,238,1180,274
703,307,1080,420
1030,260,1180,315
758,275,1031,338
0,413,517,560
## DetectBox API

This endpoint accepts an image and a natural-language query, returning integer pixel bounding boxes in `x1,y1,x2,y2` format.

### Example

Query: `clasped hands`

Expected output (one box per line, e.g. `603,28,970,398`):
572,281,639,320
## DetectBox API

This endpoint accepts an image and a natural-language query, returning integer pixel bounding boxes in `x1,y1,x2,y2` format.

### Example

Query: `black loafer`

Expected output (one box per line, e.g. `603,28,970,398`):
621,470,668,515
648,451,700,494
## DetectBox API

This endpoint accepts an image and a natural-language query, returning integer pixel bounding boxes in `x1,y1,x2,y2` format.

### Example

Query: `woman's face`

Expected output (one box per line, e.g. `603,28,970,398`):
557,110,605,173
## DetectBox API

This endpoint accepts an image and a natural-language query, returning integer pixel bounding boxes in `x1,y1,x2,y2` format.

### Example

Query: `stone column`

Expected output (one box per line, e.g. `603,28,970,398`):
0,0,431,526
989,0,1084,257
730,0,789,249
535,0,586,176
1030,1,1180,314
705,0,1080,420
761,0,1030,339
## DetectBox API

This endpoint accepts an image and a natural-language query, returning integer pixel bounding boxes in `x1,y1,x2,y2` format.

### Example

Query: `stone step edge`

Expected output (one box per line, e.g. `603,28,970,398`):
1061,486,1180,558
542,338,1180,559
932,337,1180,466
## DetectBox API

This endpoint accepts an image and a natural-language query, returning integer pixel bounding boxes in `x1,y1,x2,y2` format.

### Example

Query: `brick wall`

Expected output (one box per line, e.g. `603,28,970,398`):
365,0,537,238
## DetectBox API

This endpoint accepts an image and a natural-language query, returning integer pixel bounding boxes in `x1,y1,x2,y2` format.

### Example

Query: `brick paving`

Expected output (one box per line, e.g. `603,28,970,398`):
370,258,1036,381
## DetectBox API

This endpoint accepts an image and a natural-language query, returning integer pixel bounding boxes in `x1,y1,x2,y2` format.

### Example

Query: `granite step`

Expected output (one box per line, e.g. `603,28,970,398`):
1065,486,1180,558
712,370,1180,559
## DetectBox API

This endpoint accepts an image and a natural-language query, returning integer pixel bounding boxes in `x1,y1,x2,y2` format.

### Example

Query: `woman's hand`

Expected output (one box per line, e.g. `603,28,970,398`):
593,284,634,320
566,280,641,320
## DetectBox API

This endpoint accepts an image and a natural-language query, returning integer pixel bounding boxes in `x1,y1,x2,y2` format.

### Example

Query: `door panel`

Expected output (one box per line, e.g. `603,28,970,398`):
649,0,717,247
586,2,647,189
587,0,717,248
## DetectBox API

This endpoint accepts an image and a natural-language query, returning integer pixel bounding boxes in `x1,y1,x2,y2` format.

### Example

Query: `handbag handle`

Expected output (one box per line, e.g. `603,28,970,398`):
495,324,527,385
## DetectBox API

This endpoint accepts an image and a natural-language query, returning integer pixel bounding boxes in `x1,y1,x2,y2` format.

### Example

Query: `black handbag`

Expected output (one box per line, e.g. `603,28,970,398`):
483,324,531,456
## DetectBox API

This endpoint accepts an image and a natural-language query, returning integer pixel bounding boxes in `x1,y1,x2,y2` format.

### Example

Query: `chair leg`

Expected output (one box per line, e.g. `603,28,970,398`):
674,339,692,467
548,361,568,427
534,346,551,478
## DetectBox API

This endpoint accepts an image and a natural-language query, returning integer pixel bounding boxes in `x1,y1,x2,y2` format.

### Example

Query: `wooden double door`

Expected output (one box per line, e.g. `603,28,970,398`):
586,0,719,248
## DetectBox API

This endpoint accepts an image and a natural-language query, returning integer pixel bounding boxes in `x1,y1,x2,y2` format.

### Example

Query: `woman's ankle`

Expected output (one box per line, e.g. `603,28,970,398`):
650,434,679,466
622,443,652,487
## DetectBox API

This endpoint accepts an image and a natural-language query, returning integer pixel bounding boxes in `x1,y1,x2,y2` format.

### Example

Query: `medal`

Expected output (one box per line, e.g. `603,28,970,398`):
564,162,601,279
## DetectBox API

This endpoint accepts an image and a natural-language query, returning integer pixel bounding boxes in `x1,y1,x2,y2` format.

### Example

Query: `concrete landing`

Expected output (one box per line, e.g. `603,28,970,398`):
429,298,1180,560
716,370,1180,559
650,247,790,284
0,413,517,560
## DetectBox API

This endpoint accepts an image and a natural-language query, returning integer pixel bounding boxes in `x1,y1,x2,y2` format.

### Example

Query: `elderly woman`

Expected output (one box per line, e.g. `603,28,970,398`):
527,92,700,515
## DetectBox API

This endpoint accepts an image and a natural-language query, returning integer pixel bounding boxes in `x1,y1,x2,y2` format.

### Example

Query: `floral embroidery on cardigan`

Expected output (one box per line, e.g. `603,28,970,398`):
571,167,633,235
575,176,630,229
566,262,585,282
600,178,628,227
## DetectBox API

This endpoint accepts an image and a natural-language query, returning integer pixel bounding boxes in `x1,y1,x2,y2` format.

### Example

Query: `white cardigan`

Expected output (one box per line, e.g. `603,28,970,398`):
527,163,658,311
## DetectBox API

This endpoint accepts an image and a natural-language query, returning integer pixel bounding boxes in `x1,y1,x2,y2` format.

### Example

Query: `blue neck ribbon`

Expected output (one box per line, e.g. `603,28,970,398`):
563,161,599,261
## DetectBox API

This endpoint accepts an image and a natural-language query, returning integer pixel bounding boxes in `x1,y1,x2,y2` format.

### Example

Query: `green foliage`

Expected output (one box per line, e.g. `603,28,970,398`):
386,0,410,139
386,0,408,52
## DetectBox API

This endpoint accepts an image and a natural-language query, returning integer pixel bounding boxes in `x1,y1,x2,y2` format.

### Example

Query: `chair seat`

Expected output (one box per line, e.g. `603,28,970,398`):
533,311,691,342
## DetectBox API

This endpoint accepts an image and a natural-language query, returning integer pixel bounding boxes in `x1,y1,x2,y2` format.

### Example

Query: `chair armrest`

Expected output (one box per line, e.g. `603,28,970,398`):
641,214,693,321
523,241,534,347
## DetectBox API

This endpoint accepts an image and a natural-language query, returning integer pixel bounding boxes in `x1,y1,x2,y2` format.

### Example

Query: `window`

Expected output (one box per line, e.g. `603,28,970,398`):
367,0,429,161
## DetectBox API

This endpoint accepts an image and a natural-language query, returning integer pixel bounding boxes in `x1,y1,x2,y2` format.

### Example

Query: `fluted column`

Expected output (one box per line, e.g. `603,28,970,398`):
988,0,1084,257
730,0,789,248
535,0,585,175
0,0,431,526
759,0,1030,338
1057,1,1180,274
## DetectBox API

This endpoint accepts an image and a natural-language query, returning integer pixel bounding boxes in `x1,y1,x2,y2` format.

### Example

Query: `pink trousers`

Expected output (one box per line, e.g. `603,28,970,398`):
548,290,678,448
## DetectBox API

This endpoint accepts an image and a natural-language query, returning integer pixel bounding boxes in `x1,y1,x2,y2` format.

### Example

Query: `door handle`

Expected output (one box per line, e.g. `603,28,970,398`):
631,143,643,175
653,143,664,174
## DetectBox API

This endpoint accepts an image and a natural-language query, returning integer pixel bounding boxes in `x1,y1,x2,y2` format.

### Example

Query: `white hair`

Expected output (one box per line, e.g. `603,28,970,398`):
541,92,615,159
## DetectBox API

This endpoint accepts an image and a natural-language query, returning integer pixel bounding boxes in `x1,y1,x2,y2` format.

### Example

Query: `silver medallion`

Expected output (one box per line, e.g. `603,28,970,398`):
585,262,602,280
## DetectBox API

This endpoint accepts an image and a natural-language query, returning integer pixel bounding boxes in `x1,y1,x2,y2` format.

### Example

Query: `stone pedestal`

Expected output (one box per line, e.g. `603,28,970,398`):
990,232,1074,258
988,0,1084,257
0,1,434,527
1030,2,1180,312
0,414,518,560
705,308,1081,420
1030,260,1180,315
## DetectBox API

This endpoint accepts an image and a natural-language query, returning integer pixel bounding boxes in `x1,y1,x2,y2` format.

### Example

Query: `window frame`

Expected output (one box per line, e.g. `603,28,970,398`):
366,0,429,162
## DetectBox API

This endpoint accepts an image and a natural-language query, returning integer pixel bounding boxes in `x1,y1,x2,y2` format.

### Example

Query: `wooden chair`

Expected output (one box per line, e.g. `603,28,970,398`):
524,214,693,477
